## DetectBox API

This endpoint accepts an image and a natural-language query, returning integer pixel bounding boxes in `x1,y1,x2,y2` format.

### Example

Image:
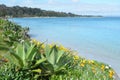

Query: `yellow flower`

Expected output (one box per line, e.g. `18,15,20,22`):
59,45,69,52
48,44,53,48
32,39,39,45
37,42,41,46
82,60,86,64
101,65,105,71
109,70,114,78
59,45,65,50
41,44,45,49
32,39,37,43
74,55,79,60
80,63,85,67
88,60,94,64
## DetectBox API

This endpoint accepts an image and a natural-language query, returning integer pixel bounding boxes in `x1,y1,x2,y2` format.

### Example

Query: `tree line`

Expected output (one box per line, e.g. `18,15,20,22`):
0,4,79,17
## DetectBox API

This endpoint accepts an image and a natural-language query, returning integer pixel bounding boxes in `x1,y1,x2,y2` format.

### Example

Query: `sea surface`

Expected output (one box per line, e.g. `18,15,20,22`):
9,17,120,75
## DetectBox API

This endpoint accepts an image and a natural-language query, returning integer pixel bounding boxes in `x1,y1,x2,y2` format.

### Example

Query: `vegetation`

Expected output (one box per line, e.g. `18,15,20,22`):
0,4,79,17
0,19,115,80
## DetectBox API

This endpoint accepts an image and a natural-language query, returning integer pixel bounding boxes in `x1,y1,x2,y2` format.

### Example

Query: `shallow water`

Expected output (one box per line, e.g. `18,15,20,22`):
9,17,120,75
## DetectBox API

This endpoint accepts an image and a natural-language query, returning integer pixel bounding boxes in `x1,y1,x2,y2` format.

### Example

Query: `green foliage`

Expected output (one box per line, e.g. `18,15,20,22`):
0,19,10,55
0,63,36,80
0,4,79,17
0,19,30,59
49,58,115,80
6,42,46,69
0,41,46,80
2,21,29,46
38,45,71,76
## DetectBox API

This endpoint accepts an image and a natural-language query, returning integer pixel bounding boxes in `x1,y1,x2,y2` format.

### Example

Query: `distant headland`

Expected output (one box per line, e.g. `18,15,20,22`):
0,4,102,18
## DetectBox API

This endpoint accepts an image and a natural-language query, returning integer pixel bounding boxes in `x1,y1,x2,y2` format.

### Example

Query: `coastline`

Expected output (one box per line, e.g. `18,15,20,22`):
0,18,117,77
8,16,103,19
8,17,119,79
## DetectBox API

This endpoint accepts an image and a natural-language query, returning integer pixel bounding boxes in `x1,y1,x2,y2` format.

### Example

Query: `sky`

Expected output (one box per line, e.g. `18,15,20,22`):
0,0,120,16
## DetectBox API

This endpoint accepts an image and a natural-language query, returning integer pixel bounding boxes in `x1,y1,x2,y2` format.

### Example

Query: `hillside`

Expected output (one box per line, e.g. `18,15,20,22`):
0,4,79,17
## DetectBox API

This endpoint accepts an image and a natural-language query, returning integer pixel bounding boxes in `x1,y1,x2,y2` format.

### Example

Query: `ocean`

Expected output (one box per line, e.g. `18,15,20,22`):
9,17,120,75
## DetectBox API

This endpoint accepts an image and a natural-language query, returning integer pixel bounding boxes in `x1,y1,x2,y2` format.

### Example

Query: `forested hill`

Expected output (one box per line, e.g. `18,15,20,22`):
0,4,80,17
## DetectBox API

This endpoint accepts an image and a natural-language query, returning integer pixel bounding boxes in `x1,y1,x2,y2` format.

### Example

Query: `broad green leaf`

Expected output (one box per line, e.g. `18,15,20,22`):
56,50,64,63
26,44,36,60
16,44,25,62
32,58,46,68
10,52,24,67
48,48,56,65
31,52,37,61
45,44,51,57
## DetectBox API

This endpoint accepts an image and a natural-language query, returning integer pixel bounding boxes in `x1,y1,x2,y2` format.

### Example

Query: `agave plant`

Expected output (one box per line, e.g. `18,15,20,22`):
39,45,72,76
6,41,46,70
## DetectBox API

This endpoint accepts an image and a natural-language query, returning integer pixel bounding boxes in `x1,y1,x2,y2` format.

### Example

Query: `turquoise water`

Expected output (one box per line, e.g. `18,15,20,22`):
9,17,120,75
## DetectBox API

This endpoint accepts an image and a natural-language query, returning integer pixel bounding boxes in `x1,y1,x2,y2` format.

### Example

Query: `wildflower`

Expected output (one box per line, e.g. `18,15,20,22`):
41,44,45,48
32,39,39,45
79,60,86,67
32,39,36,43
59,45,64,50
37,42,41,46
82,60,86,64
109,70,114,78
88,60,94,64
59,45,68,52
48,43,56,48
105,66,109,69
101,65,105,71
48,44,53,48
80,63,85,67
74,55,79,60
